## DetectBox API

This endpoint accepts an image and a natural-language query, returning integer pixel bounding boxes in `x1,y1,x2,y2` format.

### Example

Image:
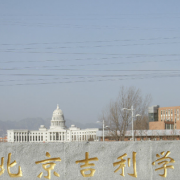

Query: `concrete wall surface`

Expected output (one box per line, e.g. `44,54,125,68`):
0,141,179,180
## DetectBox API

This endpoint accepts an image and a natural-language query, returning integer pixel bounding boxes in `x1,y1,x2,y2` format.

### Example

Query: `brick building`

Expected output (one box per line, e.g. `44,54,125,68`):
149,105,180,130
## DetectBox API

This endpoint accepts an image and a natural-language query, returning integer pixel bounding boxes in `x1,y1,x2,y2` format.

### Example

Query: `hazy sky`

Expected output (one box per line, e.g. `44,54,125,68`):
1,1,180,124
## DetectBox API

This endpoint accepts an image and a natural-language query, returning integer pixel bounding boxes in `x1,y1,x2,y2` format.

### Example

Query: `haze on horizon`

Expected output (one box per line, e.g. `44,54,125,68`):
0,0,180,124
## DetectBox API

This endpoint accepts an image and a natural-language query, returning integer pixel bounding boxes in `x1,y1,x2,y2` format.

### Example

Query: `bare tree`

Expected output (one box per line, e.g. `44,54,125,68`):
100,86,152,141
134,115,149,130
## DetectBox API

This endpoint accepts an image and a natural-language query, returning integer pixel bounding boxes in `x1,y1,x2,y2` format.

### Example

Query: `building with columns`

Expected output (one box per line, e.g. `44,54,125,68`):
7,105,99,142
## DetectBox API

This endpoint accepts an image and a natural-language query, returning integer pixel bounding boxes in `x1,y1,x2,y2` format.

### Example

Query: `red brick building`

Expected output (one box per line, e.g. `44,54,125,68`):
149,105,180,130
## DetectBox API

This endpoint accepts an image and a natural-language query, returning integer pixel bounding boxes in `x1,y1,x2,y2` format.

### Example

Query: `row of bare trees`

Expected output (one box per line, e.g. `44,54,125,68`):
100,86,151,141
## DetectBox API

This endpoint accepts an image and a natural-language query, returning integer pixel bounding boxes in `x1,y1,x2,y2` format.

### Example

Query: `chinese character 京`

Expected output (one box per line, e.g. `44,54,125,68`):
35,152,61,179
152,151,175,178
76,152,98,177
113,152,137,178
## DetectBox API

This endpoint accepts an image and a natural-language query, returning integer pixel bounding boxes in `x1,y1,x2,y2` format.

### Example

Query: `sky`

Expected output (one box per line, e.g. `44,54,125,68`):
1,0,180,125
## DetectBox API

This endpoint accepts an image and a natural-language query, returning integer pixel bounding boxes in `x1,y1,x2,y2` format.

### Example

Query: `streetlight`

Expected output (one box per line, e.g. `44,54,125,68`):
122,106,141,141
96,120,109,141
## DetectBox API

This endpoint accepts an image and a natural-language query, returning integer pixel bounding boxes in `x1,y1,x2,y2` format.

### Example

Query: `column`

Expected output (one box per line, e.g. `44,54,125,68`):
61,132,62,141
69,131,72,141
65,131,67,141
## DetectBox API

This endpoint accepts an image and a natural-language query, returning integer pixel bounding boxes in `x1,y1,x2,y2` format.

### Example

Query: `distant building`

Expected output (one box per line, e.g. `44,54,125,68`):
0,136,7,142
149,105,180,130
7,105,99,142
97,129,180,141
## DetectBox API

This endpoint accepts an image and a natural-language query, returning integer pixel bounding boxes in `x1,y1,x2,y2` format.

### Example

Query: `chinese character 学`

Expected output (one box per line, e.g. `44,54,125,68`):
0,153,22,177
35,152,61,179
152,151,175,178
113,152,137,178
76,152,98,177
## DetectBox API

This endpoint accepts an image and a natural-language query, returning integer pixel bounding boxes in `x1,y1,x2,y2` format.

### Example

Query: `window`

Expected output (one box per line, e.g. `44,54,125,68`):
165,124,174,129
168,110,170,116
166,124,170,129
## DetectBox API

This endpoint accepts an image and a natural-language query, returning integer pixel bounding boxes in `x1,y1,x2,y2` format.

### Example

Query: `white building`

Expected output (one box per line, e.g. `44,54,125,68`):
7,105,99,142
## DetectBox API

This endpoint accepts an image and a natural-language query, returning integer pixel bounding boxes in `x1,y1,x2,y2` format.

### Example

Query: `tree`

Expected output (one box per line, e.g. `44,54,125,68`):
133,115,149,130
100,86,152,141
133,115,149,140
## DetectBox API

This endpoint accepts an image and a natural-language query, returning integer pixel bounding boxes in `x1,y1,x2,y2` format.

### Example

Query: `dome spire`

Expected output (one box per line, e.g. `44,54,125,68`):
57,104,59,109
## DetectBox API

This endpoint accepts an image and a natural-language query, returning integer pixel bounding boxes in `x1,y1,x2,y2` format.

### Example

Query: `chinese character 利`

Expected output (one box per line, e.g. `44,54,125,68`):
76,152,98,177
113,152,137,178
152,151,175,178
35,152,61,179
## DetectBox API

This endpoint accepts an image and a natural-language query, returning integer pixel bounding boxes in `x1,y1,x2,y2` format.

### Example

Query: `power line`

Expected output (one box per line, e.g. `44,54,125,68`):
0,36,180,46
0,72,180,87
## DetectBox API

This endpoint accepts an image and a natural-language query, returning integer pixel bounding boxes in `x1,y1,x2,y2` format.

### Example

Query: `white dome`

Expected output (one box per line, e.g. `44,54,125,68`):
53,104,63,115
50,104,66,129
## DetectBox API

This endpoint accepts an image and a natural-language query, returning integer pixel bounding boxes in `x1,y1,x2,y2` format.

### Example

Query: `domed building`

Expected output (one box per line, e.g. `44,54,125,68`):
7,105,99,142
50,104,66,129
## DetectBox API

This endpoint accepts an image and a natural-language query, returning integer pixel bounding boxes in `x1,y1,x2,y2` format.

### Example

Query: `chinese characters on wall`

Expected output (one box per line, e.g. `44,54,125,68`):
0,151,175,179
